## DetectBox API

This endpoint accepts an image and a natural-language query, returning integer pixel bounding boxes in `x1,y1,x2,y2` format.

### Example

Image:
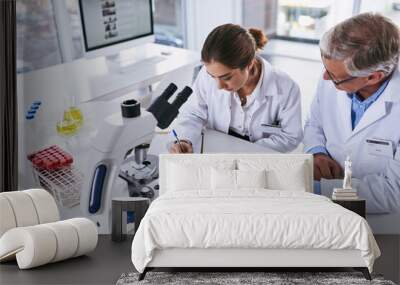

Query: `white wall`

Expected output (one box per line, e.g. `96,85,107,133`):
184,0,242,51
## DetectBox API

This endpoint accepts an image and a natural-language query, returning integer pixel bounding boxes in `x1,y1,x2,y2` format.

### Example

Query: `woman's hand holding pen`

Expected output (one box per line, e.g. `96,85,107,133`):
169,140,193,153
170,129,193,153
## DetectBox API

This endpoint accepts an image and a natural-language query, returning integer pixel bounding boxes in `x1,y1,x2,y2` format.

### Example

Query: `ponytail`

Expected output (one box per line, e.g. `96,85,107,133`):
248,28,268,50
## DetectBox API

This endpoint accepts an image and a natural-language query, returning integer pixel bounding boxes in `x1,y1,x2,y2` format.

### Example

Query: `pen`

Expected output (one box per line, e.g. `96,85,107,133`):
172,129,184,152
261,123,281,128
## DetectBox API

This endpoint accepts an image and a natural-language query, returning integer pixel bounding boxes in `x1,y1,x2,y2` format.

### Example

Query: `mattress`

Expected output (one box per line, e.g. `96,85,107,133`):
131,190,380,273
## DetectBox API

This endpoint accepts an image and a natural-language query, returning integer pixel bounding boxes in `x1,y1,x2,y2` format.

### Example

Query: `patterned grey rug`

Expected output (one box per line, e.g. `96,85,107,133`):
116,271,396,285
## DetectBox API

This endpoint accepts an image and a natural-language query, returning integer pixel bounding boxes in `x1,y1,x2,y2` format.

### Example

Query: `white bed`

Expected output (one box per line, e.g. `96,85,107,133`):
131,154,380,280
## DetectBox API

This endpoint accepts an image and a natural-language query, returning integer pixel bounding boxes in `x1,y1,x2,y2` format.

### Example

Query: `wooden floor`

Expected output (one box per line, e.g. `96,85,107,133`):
0,235,398,285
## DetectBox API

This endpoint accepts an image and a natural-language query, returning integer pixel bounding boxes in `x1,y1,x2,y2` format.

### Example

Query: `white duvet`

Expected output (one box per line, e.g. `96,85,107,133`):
131,190,380,273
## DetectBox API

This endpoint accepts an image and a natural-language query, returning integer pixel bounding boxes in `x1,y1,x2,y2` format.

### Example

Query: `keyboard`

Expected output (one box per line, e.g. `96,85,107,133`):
118,56,166,74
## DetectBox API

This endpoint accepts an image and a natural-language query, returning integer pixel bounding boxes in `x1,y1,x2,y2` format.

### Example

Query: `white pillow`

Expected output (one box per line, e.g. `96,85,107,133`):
167,163,210,191
211,168,236,190
167,160,235,192
236,169,267,189
211,169,267,190
238,159,308,191
266,166,307,191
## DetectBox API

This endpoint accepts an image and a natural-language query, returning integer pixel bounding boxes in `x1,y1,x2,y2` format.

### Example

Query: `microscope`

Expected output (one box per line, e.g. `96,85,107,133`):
80,83,192,233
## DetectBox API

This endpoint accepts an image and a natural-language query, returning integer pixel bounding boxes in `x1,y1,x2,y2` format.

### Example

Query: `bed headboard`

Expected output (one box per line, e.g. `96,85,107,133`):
159,153,313,196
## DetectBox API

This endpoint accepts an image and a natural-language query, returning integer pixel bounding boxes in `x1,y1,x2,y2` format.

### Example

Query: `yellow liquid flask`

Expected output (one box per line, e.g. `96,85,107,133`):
57,93,84,137
63,106,84,128
56,119,79,136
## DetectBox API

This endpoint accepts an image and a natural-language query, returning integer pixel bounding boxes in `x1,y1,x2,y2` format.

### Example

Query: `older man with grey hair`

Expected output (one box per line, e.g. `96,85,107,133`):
303,13,400,214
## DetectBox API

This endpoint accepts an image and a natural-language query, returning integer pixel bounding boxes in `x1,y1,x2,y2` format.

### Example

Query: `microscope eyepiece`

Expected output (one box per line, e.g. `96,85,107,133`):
159,83,178,100
171,86,193,108
147,83,193,129
147,83,177,115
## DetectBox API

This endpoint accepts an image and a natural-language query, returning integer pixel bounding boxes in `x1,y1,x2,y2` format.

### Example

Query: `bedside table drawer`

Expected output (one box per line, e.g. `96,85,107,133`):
332,199,366,218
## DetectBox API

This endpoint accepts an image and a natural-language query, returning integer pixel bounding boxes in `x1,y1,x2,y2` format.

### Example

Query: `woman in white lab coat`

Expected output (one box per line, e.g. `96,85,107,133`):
169,24,303,153
303,13,400,213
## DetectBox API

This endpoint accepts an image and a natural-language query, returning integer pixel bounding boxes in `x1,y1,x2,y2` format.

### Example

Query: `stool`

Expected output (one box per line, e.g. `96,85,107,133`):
111,197,150,242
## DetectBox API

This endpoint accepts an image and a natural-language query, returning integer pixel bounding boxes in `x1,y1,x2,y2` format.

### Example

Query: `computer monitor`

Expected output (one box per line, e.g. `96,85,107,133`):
78,0,154,59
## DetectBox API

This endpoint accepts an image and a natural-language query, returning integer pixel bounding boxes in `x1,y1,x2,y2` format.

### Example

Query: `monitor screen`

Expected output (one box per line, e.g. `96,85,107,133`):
79,0,153,52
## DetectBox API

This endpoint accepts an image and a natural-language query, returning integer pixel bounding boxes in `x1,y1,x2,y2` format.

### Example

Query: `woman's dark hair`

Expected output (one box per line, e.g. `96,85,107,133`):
201,24,268,69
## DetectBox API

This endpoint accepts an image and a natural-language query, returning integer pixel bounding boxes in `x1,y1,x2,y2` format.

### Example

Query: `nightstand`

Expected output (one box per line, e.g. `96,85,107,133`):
332,199,366,218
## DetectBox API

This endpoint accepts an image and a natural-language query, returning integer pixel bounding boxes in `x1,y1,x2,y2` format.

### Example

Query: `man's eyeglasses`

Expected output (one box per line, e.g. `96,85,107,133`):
322,61,358,86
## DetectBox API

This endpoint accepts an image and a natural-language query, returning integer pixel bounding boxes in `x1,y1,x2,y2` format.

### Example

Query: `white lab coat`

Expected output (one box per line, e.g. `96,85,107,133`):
174,58,303,153
304,67,400,213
